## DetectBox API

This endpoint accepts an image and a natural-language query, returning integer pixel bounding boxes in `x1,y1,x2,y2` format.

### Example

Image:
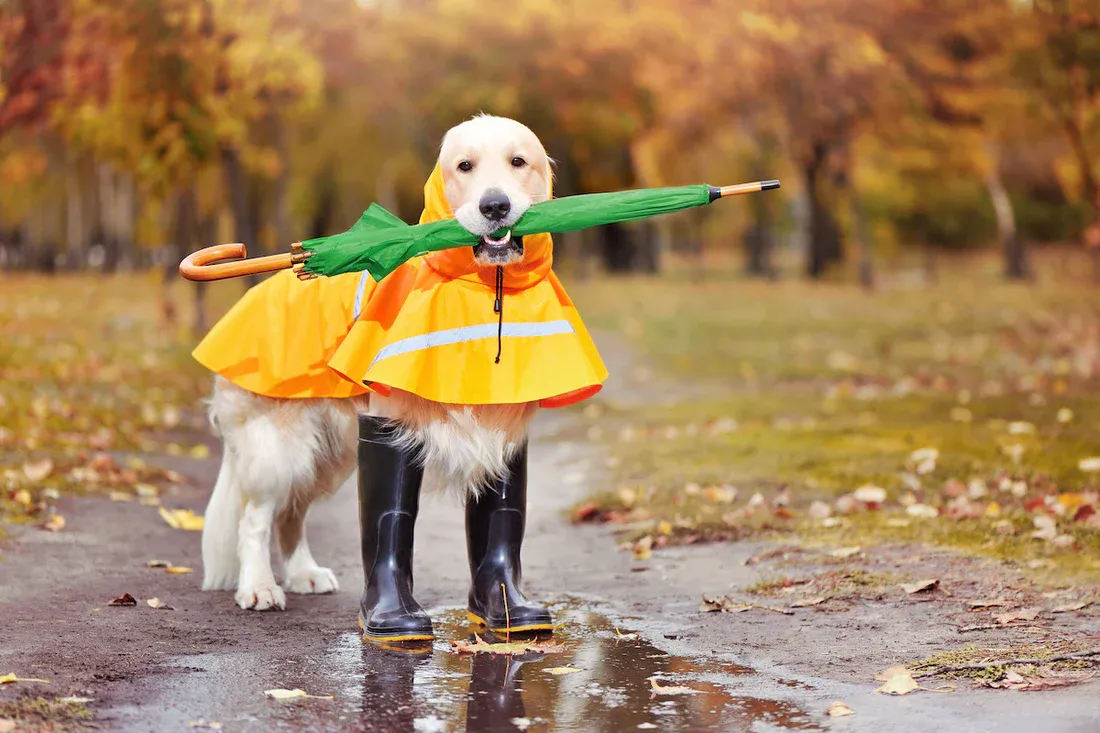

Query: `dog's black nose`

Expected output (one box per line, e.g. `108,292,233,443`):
478,189,511,222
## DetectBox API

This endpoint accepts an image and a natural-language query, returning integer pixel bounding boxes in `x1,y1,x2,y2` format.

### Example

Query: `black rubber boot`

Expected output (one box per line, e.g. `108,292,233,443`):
358,415,434,642
466,443,553,634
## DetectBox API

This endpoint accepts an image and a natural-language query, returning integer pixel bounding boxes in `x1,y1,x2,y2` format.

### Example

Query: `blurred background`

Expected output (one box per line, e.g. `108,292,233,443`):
3,2,1100,690
3,0,1100,306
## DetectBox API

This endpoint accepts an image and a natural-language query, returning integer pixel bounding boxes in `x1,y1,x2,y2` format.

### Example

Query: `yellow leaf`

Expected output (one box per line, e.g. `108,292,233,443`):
648,677,697,695
546,666,581,675
41,514,66,532
22,458,54,482
189,444,211,459
135,483,159,498
0,673,50,685
165,565,193,574
146,597,174,609
159,507,204,531
827,701,854,717
875,668,919,695
450,635,564,656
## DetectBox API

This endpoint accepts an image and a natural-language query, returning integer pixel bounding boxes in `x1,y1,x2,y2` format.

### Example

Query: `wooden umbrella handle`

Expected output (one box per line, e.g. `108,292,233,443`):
178,243,310,282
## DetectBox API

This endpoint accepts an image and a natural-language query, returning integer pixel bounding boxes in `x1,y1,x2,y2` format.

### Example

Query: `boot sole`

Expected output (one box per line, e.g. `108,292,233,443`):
467,610,554,634
358,614,435,643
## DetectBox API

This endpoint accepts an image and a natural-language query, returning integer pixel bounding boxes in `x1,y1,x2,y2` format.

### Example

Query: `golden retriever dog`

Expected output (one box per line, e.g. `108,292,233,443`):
200,115,559,619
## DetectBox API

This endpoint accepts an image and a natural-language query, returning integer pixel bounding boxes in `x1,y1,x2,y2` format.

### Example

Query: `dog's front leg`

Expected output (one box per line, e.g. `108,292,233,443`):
235,496,286,611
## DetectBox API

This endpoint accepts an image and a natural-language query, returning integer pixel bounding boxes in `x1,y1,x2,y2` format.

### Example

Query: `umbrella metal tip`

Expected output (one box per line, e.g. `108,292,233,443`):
762,179,781,191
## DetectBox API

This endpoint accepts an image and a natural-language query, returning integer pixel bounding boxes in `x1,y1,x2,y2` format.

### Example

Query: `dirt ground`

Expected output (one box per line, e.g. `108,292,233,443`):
3,333,1100,733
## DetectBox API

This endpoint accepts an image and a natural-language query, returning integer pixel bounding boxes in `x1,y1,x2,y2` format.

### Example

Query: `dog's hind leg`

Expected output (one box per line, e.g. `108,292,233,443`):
277,401,358,595
201,454,244,591
276,483,343,595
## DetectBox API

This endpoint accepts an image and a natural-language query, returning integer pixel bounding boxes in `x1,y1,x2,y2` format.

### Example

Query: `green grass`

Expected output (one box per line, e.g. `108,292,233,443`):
565,250,1100,584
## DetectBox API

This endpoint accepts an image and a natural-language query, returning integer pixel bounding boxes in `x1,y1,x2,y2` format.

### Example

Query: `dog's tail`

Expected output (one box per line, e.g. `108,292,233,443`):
201,454,244,590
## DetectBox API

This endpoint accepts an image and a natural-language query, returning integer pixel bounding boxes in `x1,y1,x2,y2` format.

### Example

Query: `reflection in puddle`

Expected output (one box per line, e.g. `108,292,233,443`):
321,599,821,732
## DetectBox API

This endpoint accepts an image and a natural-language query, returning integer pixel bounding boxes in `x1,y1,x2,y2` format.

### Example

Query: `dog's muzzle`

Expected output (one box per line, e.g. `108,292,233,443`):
473,231,524,262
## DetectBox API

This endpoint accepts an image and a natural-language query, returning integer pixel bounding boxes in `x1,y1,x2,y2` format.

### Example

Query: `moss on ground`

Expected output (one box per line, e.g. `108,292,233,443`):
0,696,94,732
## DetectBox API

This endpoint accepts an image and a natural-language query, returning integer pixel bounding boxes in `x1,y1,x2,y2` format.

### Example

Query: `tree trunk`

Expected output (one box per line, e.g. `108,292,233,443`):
65,153,84,269
194,213,215,335
221,146,257,288
744,190,776,279
804,143,842,279
986,166,1026,281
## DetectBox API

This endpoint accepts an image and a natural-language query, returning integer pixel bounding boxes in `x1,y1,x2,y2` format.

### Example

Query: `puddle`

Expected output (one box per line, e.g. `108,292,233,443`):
318,599,822,732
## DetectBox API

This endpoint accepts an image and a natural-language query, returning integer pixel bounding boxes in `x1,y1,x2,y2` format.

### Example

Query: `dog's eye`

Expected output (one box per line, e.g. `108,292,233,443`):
457,161,473,172
511,157,527,168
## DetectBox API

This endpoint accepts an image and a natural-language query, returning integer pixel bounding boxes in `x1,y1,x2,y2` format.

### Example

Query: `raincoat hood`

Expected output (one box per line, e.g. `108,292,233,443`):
419,162,554,290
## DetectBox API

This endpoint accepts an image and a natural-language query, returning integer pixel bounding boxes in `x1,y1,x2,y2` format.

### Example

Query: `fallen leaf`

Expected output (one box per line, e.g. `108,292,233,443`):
449,635,564,656
546,666,581,675
146,597,174,610
165,565,193,575
966,599,1007,609
900,578,940,594
790,597,827,608
188,721,223,730
109,491,133,502
827,701,854,717
40,513,65,532
22,458,54,482
613,628,639,640
58,697,94,704
1051,601,1091,613
875,668,919,695
830,546,861,559
145,559,171,568
993,608,1041,625
263,688,334,700
1078,457,1100,473
988,668,1097,691
853,485,887,503
106,593,137,607
632,535,654,560
906,504,939,519
648,678,698,696
699,594,751,613
134,483,159,498
0,673,50,685
159,507,204,531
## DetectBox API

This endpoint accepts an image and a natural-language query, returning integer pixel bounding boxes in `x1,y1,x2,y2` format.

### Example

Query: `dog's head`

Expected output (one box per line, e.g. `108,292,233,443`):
439,115,552,267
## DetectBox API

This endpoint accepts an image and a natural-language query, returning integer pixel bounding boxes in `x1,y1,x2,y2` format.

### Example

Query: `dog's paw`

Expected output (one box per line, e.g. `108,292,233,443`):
235,583,287,611
285,567,339,595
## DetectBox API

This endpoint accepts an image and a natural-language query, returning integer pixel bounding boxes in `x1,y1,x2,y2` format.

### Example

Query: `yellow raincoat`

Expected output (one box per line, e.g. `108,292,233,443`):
193,165,607,407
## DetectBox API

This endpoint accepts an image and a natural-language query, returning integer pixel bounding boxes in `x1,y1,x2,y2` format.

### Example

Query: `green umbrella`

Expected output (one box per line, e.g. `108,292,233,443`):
296,180,779,281
178,180,779,283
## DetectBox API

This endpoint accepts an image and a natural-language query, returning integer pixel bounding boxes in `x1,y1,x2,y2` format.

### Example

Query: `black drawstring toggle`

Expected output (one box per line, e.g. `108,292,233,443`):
493,265,504,364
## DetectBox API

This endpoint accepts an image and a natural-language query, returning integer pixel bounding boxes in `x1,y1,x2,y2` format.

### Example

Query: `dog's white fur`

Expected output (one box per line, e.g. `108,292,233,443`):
201,115,553,610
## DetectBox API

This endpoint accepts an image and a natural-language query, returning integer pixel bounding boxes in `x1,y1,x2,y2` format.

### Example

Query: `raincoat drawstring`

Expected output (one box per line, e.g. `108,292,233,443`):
493,265,504,364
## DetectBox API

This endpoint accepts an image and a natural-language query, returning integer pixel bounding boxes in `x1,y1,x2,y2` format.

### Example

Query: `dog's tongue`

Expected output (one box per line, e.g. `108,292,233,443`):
483,230,512,247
